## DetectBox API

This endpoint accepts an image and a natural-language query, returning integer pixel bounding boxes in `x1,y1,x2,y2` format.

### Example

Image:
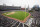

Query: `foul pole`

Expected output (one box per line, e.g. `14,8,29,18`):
25,5,26,18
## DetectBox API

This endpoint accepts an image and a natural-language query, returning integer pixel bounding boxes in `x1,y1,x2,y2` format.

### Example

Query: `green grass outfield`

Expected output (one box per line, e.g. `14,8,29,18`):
3,11,29,21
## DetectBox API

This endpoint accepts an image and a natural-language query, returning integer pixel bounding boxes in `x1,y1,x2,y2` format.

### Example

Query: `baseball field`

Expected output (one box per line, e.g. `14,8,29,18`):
3,11,29,21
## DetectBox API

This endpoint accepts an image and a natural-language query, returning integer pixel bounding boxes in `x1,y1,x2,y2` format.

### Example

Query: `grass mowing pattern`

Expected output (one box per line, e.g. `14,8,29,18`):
3,11,29,21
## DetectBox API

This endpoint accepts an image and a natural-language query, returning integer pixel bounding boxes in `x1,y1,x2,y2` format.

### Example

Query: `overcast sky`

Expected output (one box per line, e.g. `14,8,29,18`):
0,0,40,8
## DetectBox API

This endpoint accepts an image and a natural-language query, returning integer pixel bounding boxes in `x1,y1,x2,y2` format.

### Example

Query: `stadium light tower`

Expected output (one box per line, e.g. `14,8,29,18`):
28,5,29,10
3,3,6,6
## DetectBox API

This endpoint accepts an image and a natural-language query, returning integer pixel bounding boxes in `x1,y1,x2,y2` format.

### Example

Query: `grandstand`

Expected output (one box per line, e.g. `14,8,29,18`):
0,5,21,11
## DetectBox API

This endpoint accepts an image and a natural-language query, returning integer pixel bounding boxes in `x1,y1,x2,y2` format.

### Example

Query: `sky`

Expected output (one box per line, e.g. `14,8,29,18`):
0,0,40,8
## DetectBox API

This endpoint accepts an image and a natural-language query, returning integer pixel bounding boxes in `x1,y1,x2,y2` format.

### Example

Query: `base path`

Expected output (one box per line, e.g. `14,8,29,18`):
7,12,15,15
